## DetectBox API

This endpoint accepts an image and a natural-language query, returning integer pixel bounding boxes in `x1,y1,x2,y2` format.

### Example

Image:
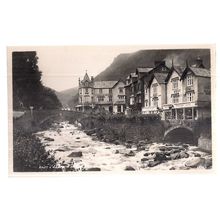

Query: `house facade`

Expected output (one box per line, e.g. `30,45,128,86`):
142,58,211,120
76,72,125,113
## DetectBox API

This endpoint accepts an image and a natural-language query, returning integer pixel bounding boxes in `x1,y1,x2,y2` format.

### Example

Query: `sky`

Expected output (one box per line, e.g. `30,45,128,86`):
11,46,147,91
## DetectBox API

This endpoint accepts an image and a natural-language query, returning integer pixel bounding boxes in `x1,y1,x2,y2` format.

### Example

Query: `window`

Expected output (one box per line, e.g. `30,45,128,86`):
130,97,134,105
187,92,194,102
119,87,123,93
99,89,103,94
185,108,193,119
85,88,89,94
118,95,125,100
172,79,178,89
98,96,104,102
79,89,82,94
152,84,158,95
145,100,148,107
117,105,122,113
173,96,179,103
153,99,158,107
91,89,94,94
109,96,112,102
187,75,193,86
109,89,112,94
177,109,184,120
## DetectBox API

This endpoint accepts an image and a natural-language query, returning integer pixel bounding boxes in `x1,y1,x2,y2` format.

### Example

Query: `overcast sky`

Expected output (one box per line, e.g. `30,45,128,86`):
12,46,147,91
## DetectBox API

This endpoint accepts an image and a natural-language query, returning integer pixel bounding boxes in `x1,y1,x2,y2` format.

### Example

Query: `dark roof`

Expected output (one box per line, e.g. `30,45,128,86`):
153,72,169,84
173,66,185,76
94,81,118,88
181,67,210,80
83,73,90,81
190,67,210,77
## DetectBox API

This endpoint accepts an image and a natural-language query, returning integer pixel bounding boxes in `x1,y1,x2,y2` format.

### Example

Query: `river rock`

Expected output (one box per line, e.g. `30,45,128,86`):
76,137,80,139
185,157,205,168
137,146,145,151
125,150,135,157
159,146,167,151
125,143,132,149
85,167,101,171
68,151,83,157
114,140,121,145
148,161,161,167
55,148,65,152
153,152,167,162
105,147,111,149
115,150,120,154
193,152,201,157
182,144,189,149
143,152,151,157
141,157,148,162
179,151,189,159
125,166,135,171
203,158,212,169
44,137,54,141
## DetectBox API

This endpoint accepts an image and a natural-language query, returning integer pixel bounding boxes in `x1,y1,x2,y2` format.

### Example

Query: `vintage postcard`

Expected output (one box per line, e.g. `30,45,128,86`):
8,45,215,174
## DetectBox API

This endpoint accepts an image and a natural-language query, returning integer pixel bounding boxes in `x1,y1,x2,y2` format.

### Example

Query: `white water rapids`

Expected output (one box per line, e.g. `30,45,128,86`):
35,121,211,171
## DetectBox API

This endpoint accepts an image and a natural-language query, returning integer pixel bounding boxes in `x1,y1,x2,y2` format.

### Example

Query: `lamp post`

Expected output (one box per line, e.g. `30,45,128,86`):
30,106,34,118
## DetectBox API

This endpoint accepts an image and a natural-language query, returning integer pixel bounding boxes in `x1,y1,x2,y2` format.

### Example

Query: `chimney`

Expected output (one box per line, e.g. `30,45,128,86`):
91,76,94,82
194,57,205,68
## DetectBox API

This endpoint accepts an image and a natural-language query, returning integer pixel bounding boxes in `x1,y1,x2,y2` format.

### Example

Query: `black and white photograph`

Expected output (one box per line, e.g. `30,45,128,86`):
8,46,213,173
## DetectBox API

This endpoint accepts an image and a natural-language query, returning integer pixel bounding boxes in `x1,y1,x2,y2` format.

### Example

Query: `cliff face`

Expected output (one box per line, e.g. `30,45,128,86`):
95,49,210,81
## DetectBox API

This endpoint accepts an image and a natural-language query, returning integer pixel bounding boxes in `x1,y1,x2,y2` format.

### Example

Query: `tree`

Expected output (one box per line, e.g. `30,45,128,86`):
12,51,62,110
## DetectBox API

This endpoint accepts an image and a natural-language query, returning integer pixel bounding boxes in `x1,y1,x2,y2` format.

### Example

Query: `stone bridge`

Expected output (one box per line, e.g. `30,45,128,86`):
163,120,200,144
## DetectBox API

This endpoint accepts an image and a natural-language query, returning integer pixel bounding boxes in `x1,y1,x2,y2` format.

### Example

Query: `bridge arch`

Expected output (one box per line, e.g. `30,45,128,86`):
164,125,195,144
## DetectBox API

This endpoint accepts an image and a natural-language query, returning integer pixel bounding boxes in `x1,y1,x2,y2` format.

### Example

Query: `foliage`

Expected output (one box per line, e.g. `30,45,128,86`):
13,129,57,172
12,51,62,110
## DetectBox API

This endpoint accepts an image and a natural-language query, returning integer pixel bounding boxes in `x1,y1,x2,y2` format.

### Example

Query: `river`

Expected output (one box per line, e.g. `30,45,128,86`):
35,121,212,171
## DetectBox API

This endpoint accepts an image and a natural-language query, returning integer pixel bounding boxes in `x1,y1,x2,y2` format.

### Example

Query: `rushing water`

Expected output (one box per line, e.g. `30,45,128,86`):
35,121,211,171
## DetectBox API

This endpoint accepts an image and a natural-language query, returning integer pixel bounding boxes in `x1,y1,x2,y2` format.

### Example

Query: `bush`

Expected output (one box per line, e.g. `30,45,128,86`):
13,130,57,172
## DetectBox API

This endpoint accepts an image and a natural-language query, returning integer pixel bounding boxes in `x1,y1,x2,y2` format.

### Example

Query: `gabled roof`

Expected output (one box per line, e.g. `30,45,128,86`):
153,72,169,84
94,81,118,88
190,67,210,77
166,65,185,82
83,73,90,81
173,66,185,76
181,67,210,80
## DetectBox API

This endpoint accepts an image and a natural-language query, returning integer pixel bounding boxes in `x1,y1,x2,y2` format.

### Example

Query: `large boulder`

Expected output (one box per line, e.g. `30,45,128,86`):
185,157,205,168
148,161,161,167
68,151,83,157
114,140,121,145
153,152,167,162
125,166,135,171
125,150,136,157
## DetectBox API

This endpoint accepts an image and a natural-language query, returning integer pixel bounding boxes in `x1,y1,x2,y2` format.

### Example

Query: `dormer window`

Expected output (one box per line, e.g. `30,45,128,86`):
187,75,193,86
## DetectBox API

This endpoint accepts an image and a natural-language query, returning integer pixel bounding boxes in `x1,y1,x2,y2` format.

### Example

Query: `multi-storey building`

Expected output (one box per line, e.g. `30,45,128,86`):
76,72,125,113
142,58,211,120
142,61,171,114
